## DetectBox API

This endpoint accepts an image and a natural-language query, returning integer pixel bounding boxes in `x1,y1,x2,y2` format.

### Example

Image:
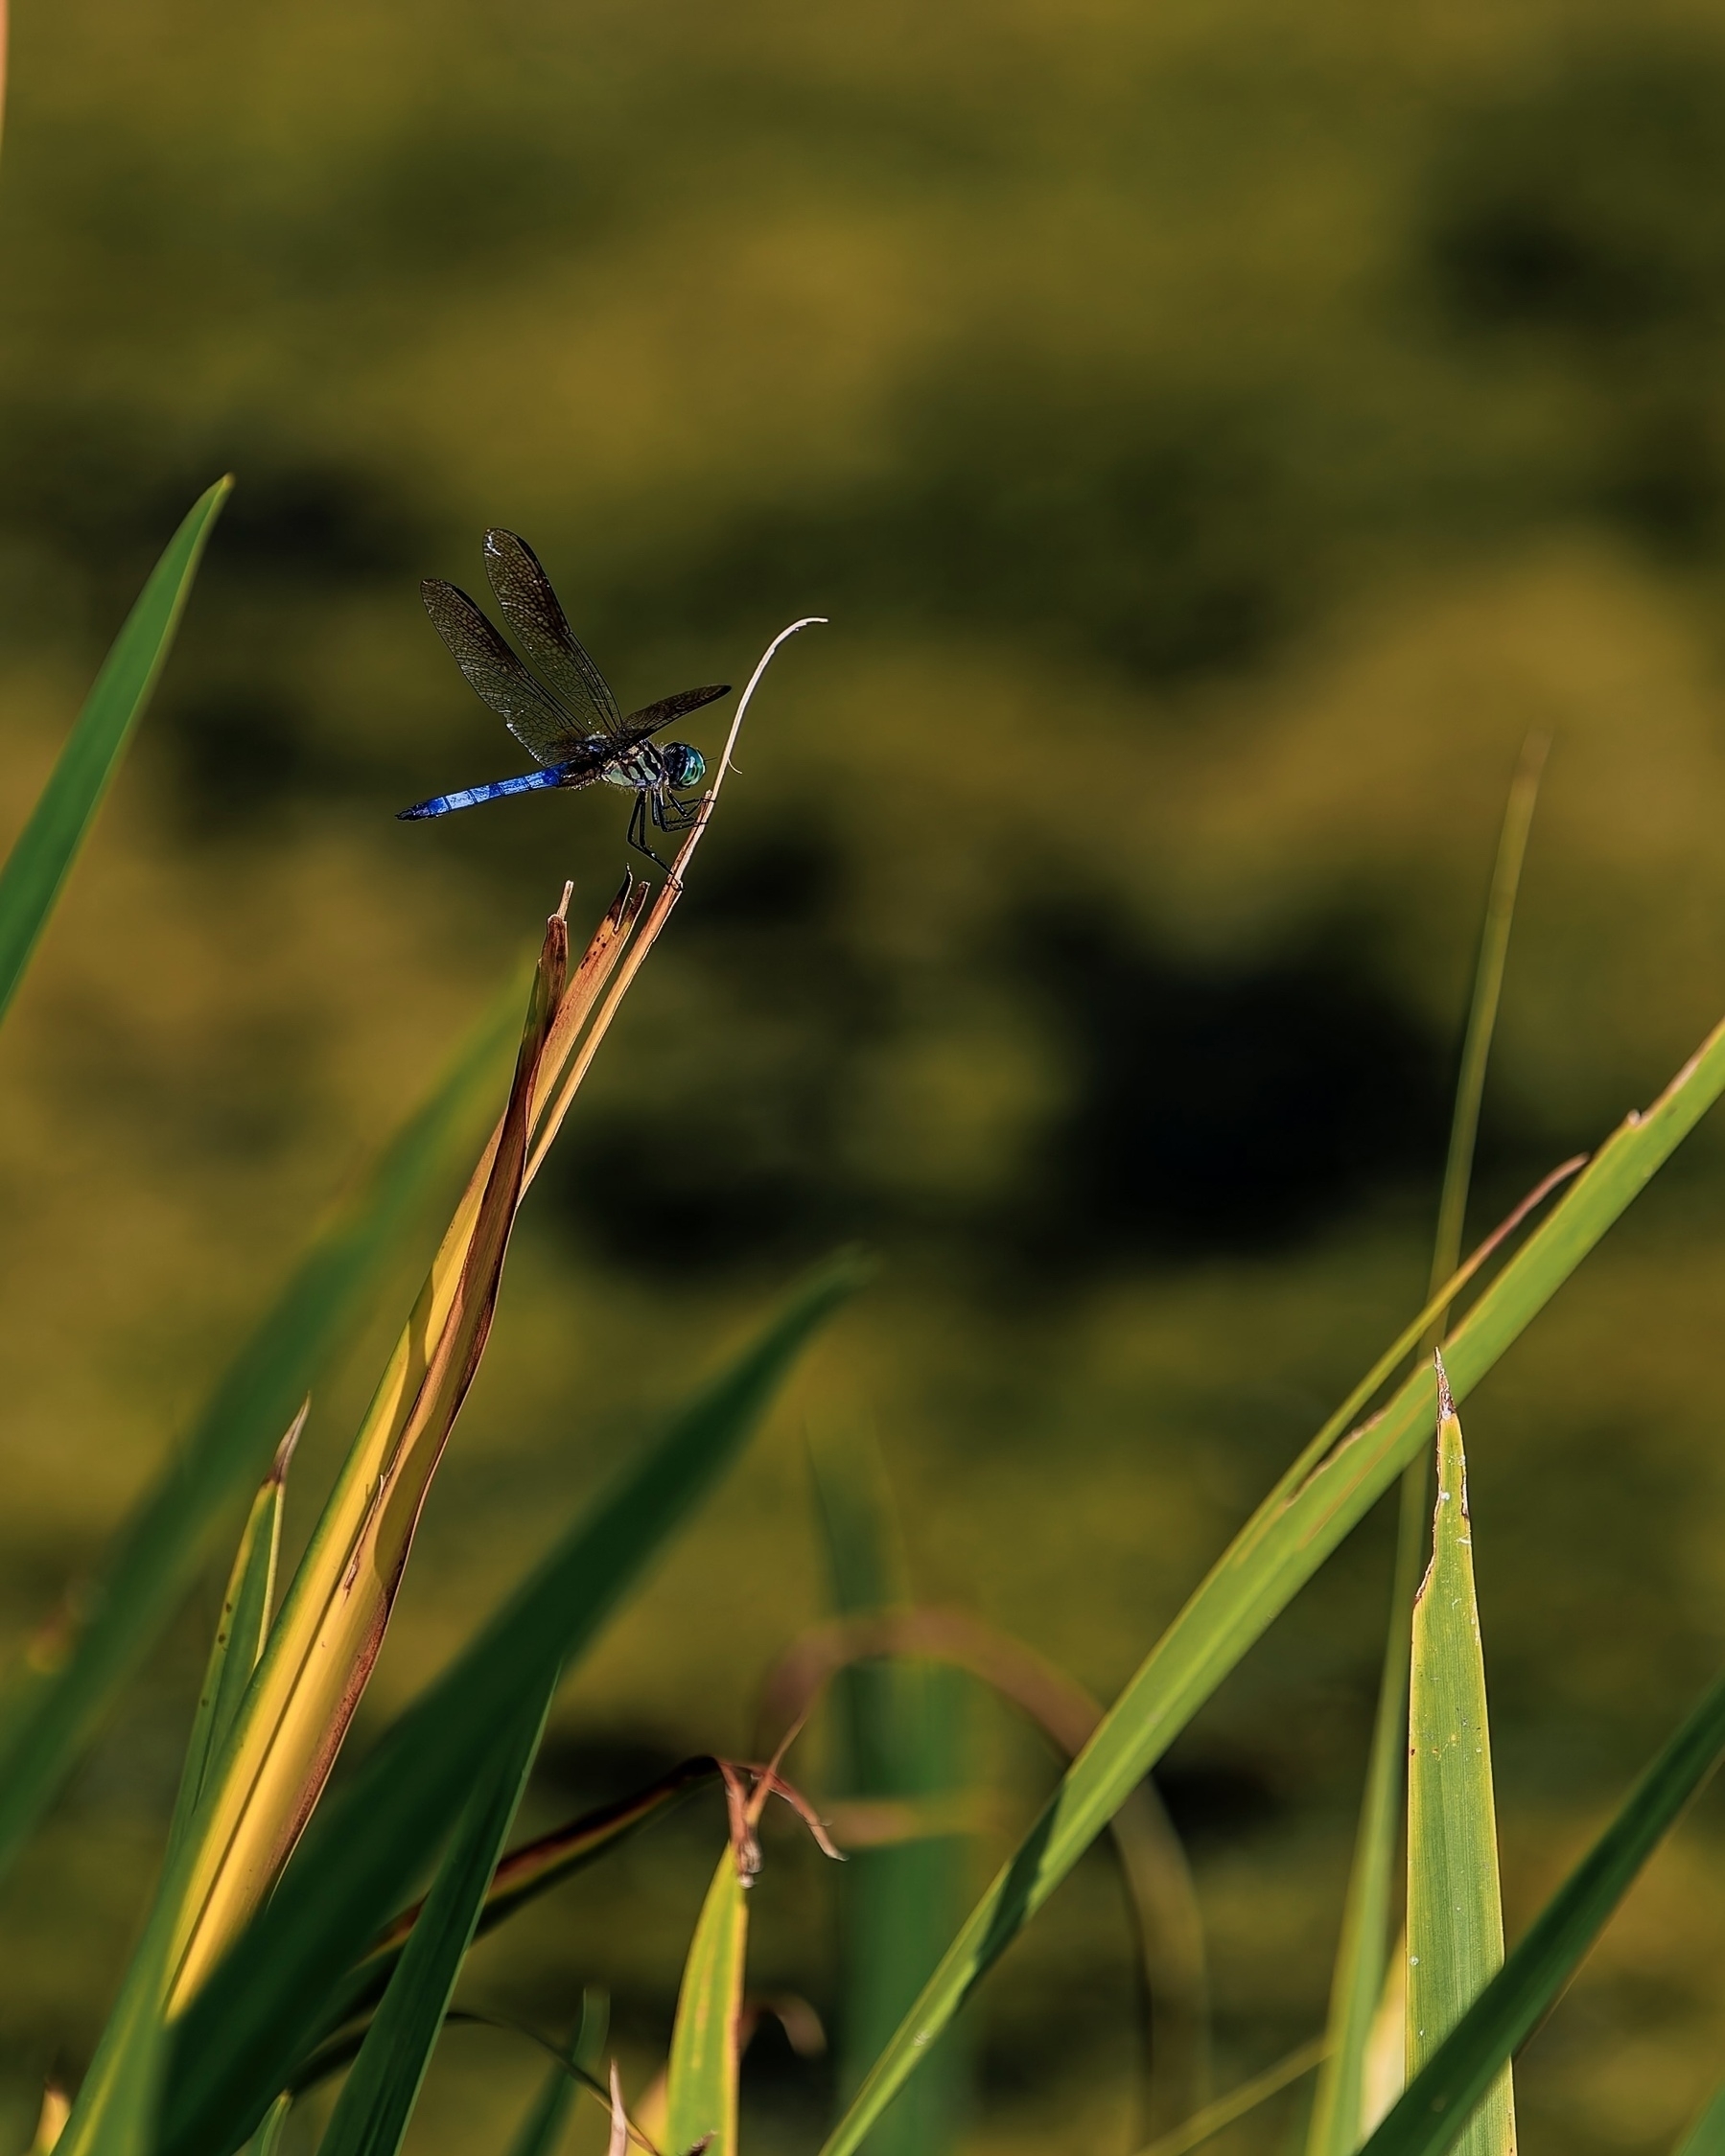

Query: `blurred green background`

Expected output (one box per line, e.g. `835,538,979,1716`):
5,0,1725,2149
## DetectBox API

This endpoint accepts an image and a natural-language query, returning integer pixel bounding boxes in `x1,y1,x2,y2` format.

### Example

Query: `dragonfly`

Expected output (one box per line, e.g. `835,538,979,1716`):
398,528,731,867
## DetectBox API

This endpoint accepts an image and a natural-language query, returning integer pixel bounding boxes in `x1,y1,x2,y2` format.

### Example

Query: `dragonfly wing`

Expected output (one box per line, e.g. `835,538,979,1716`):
421,578,587,767
551,742,613,785
616,684,733,745
483,530,624,739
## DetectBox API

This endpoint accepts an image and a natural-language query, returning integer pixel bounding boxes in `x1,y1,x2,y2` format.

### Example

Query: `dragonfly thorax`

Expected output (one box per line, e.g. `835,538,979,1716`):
595,740,669,793
586,738,706,795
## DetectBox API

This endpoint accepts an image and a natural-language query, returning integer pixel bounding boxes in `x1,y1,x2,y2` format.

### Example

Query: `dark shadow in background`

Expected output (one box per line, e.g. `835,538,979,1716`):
602,371,1316,689
540,840,1459,1280
1016,910,1454,1260
1423,42,1725,556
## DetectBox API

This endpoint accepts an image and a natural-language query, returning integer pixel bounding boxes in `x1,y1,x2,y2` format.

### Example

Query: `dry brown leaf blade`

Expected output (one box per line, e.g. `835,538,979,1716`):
172,906,571,1999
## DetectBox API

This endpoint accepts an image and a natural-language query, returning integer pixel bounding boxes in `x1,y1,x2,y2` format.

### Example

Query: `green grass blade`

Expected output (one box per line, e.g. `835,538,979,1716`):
1404,1370,1513,2155
0,478,229,1030
164,1420,296,1864
665,1853,749,2156
1673,2083,1725,2154
160,1255,864,2156
502,1989,608,2156
810,1424,970,2156
1358,1664,1725,2156
1429,734,1547,1328
1306,1467,1425,2156
0,989,514,1886
818,1002,1725,2156
1308,739,1546,2155
1135,2037,1326,2156
317,1694,549,2156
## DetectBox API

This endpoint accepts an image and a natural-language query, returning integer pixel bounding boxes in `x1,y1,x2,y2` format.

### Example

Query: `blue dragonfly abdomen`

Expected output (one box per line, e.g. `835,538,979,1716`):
397,766,571,821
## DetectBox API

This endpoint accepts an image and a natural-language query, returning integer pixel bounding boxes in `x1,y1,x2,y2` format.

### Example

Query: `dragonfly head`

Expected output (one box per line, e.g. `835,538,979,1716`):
662,742,706,791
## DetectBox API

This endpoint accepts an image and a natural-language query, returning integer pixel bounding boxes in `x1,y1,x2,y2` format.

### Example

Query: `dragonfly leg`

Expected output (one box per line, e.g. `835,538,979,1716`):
650,789,703,838
626,791,673,871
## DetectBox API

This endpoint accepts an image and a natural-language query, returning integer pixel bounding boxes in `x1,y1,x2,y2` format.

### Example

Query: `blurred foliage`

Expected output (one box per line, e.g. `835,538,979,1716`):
5,0,1725,2150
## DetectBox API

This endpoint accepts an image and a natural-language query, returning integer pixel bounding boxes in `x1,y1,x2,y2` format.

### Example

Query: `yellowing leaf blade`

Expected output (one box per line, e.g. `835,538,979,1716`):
170,905,574,1999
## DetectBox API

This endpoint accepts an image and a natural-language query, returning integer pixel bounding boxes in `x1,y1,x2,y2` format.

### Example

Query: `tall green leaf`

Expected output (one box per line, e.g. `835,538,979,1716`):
810,1425,970,2156
0,478,229,1028
1310,737,1544,2156
819,996,1725,2156
1404,1370,1512,2156
664,1852,749,2156
161,1254,864,2156
317,1694,550,2156
1306,1467,1424,2156
1359,1662,1725,2156
0,985,515,1885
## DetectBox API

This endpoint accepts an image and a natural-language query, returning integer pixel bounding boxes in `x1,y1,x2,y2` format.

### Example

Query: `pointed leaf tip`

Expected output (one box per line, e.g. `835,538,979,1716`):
0,476,230,1033
269,1401,310,1487
1433,1351,1456,1429
606,2065,628,2156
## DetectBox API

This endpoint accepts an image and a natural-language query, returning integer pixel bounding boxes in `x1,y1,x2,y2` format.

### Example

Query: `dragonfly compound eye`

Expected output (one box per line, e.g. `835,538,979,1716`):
664,742,706,790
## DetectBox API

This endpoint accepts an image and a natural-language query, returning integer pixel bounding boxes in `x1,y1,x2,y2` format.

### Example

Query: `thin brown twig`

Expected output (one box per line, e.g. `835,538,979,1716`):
717,1744,843,1883
746,1702,814,1824
718,1760,761,1885
747,1769,844,1862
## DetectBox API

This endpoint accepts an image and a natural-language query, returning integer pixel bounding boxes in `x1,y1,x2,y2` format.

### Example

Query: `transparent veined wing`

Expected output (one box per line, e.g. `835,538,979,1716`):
615,684,733,747
482,530,623,739
421,579,587,767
